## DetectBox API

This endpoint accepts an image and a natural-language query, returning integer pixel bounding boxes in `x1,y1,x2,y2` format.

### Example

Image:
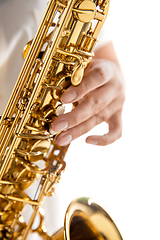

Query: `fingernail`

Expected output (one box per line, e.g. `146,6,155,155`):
58,134,72,146
49,127,58,136
86,139,98,145
52,120,68,132
62,90,77,103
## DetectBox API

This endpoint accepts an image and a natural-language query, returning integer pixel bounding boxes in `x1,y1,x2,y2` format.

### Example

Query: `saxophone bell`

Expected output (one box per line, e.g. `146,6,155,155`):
52,197,123,240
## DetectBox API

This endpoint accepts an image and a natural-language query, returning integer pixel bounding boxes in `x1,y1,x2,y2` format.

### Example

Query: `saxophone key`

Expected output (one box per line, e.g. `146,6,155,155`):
16,133,53,140
42,81,63,90
73,0,97,22
71,62,84,86
15,148,47,162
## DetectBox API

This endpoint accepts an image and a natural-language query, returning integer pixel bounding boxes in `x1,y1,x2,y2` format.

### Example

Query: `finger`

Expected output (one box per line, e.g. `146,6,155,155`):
84,58,110,73
55,95,124,146
52,82,118,133
86,110,123,146
61,60,115,103
55,115,96,146
98,92,125,122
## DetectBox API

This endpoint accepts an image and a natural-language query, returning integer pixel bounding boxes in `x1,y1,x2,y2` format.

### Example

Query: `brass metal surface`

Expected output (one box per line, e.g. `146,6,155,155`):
64,197,123,240
51,197,123,240
0,0,118,239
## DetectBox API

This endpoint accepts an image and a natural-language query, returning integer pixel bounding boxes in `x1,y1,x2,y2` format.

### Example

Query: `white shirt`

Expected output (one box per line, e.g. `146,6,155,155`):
0,0,47,113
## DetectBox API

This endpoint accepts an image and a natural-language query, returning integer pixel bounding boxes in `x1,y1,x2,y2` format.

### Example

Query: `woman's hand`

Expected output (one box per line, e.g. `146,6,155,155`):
51,42,125,146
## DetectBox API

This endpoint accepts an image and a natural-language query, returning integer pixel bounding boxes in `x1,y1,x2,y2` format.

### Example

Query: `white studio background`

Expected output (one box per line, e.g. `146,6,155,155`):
57,1,160,240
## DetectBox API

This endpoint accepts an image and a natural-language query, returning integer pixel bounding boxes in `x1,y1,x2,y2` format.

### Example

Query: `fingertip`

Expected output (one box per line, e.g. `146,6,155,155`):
61,90,77,103
86,137,98,145
86,134,112,146
56,133,72,146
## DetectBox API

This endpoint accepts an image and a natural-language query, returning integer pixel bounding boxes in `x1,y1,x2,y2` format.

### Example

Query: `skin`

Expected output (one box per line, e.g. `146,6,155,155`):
51,41,125,146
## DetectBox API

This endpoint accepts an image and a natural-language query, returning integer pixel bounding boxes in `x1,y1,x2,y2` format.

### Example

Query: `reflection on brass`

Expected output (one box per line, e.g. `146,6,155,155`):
64,197,123,240
0,0,121,239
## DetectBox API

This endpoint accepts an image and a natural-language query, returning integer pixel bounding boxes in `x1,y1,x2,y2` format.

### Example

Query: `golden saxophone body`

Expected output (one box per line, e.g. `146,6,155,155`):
0,0,123,239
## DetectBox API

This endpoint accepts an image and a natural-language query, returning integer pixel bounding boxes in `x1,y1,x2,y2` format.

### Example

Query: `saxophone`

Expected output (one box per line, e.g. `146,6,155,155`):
0,0,123,239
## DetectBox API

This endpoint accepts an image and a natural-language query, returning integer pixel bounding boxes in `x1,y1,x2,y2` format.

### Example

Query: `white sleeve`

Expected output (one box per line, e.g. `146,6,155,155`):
0,0,48,113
